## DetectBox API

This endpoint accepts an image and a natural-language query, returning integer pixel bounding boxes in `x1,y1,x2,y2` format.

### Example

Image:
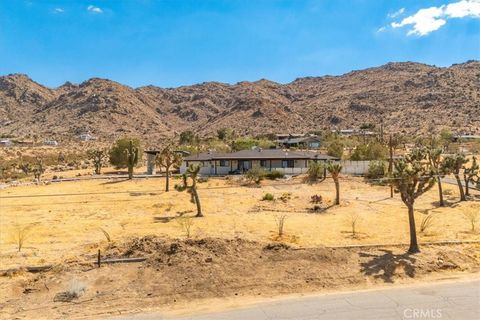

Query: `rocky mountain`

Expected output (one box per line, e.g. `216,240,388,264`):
1,61,479,142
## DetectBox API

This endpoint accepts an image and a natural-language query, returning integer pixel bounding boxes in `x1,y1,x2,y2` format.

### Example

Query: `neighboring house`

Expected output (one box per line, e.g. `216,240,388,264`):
275,133,305,140
277,136,322,149
0,139,12,147
333,129,375,137
44,140,59,146
180,148,338,176
452,134,480,142
144,150,190,175
79,133,96,141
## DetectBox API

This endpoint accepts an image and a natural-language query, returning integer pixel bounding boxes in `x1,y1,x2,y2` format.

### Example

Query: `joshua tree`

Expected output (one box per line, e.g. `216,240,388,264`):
175,164,203,217
156,144,182,191
32,158,45,182
443,154,468,201
87,149,108,175
19,162,32,176
390,149,436,253
463,156,479,197
125,140,138,180
326,162,342,205
109,138,142,177
306,161,326,183
427,148,446,206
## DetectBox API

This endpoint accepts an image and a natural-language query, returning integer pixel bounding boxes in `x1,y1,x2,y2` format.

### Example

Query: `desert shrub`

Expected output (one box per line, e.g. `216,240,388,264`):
312,205,322,212
262,193,274,201
463,206,479,232
306,162,325,183
279,192,292,202
347,212,361,237
366,160,386,180
265,170,284,180
245,167,266,184
177,216,195,238
197,177,209,183
274,214,287,237
99,228,111,242
310,194,323,204
11,223,34,252
67,279,86,298
54,279,87,302
420,214,435,234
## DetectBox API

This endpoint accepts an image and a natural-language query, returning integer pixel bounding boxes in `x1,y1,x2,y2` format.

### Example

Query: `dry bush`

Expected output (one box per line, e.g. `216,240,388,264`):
347,212,361,237
279,192,292,203
420,214,435,234
67,279,86,298
99,228,111,242
177,216,195,238
11,223,34,252
54,279,87,302
274,214,288,238
463,207,479,232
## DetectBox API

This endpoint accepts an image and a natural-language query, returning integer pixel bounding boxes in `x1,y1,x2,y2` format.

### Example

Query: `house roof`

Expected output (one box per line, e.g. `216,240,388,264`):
184,149,338,161
277,136,321,144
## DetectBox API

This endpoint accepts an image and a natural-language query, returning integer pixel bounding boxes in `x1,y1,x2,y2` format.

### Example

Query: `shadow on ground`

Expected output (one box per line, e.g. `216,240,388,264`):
359,249,416,283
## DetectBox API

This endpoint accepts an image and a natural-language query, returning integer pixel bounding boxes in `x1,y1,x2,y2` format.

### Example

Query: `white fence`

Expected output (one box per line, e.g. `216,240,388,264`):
340,160,371,176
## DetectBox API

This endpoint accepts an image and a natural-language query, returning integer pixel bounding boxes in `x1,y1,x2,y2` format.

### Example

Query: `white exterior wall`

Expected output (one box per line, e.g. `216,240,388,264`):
340,160,370,175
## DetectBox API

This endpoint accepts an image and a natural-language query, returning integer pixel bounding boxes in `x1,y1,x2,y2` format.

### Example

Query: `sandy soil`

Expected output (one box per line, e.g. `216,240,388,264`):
1,176,479,269
1,237,479,319
1,174,479,319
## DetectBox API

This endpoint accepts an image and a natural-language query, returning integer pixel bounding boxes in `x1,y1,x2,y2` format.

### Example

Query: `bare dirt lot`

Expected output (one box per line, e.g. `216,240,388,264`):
1,175,479,319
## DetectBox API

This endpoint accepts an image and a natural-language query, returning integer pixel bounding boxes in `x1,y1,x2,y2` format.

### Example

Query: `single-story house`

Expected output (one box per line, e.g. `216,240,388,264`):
144,149,190,174
179,148,338,176
276,136,322,149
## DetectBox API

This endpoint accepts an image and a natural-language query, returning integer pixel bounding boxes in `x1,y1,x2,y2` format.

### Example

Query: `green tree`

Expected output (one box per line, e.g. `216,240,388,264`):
217,128,236,141
109,138,142,175
442,154,468,201
390,149,436,253
427,148,447,207
87,149,108,175
327,140,344,158
179,130,196,145
156,144,183,191
350,142,388,161
175,164,203,217
326,162,342,205
463,156,479,197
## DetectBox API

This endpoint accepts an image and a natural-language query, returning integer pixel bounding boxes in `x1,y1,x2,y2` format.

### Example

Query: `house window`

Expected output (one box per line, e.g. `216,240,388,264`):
282,160,294,168
260,160,267,167
219,160,229,167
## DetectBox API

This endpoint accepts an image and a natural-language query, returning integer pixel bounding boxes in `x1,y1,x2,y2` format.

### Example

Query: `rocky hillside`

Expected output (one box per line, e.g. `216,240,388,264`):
1,61,479,142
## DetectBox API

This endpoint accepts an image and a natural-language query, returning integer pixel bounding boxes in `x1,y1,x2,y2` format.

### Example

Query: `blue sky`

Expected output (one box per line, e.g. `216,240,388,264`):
0,0,479,88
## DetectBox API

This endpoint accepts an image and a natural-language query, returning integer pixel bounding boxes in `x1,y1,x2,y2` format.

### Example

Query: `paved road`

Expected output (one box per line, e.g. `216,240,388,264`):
114,279,480,320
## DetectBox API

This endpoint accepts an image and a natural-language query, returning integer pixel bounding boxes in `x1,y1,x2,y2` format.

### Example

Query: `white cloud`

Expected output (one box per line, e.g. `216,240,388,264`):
87,5,103,14
391,0,480,36
377,26,387,33
444,0,480,17
388,8,405,18
53,8,64,13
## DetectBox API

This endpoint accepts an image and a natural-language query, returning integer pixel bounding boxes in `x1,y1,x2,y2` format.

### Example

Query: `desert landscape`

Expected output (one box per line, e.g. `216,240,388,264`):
2,1,480,319
1,168,479,318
